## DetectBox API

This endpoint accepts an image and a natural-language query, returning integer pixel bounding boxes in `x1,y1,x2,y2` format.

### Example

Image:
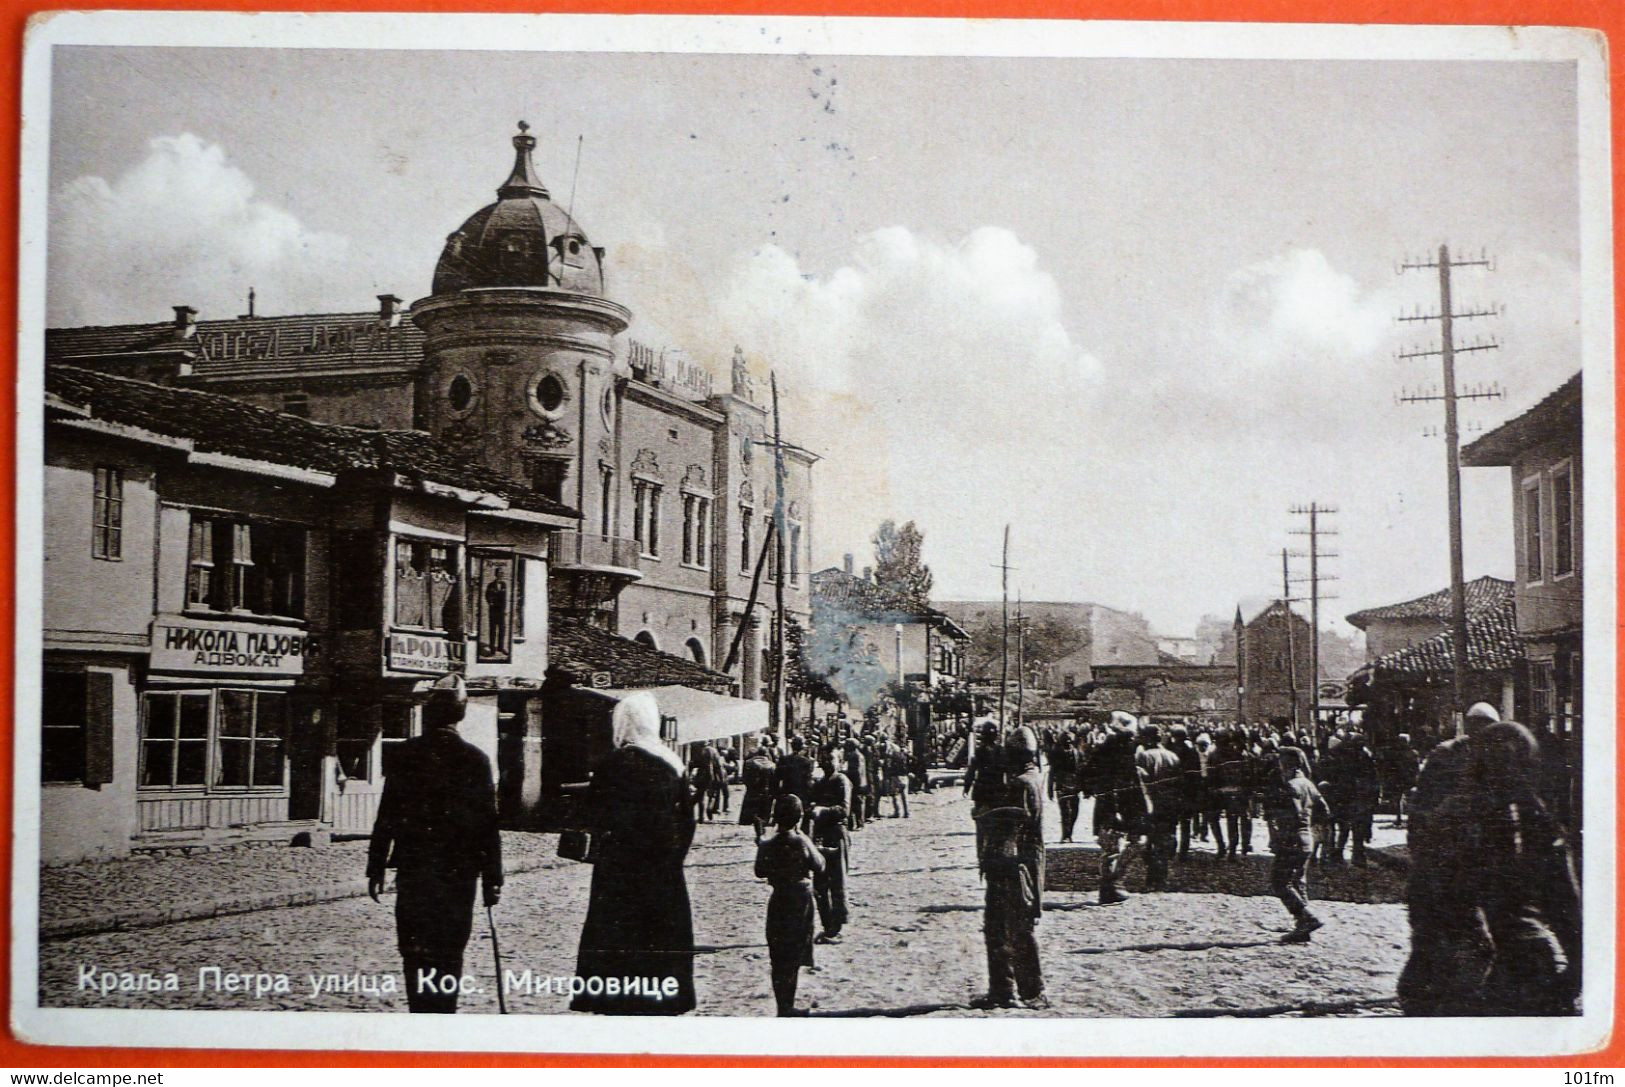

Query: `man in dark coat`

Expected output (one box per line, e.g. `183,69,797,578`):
972,726,1048,1009
367,674,503,1013
1086,711,1147,905
773,735,817,817
739,738,778,840
1136,725,1185,892
809,745,853,943
1047,730,1083,843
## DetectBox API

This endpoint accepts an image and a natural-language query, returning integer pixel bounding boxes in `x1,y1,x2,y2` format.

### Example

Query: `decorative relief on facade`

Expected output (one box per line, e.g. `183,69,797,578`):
683,464,707,490
632,448,660,477
738,480,755,504
597,437,614,461
482,349,515,367
521,420,572,451
788,500,803,520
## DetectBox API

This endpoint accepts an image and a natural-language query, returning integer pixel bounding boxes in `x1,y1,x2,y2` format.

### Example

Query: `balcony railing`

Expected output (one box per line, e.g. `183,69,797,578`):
549,530,642,577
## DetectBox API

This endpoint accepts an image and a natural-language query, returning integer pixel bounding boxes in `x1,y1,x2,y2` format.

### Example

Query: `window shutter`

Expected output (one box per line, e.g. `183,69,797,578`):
83,671,115,786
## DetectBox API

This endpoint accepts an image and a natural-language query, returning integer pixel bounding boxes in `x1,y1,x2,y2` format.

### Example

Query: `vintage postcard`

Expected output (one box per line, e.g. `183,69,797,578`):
10,10,1615,1058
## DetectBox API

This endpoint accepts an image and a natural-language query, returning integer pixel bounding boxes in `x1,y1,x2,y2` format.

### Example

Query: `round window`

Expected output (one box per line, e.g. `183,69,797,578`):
447,374,474,412
568,239,582,256
537,373,565,413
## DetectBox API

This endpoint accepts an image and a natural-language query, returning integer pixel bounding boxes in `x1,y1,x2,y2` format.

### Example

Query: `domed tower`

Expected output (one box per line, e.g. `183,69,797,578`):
412,122,631,520
413,123,639,622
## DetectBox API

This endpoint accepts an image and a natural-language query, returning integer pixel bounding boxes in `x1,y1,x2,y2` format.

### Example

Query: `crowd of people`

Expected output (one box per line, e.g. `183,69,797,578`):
365,676,1581,1019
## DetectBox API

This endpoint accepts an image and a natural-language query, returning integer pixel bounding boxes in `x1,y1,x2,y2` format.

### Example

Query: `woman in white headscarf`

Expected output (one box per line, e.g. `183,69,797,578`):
571,692,697,1015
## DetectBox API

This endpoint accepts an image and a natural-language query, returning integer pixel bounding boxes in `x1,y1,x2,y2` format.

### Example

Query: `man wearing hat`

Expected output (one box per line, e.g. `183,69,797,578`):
367,674,503,1013
1086,711,1147,905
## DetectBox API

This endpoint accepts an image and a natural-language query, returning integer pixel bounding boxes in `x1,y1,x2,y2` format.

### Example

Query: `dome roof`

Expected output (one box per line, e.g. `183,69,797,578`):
431,122,606,296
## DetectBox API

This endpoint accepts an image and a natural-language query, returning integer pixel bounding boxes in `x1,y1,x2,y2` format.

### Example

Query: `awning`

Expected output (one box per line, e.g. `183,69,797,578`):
586,684,769,745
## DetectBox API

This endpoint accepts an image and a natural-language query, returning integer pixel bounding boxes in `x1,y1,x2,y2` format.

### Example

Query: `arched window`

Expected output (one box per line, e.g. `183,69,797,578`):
686,638,706,665
634,630,658,650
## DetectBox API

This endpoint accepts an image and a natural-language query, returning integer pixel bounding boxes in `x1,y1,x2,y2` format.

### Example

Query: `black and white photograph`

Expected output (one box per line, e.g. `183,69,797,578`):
11,11,1614,1057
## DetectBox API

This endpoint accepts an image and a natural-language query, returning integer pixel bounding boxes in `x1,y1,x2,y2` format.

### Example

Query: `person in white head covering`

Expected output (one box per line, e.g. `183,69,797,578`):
571,690,696,1015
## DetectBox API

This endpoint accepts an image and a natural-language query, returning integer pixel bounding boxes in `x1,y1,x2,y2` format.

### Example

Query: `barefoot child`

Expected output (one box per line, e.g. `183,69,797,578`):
754,794,825,1016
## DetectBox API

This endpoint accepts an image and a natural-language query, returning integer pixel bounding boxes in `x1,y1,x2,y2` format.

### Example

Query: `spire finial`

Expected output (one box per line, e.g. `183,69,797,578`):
499,121,549,200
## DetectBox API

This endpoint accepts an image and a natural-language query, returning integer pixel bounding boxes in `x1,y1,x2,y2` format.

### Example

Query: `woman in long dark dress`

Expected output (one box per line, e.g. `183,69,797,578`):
571,692,697,1015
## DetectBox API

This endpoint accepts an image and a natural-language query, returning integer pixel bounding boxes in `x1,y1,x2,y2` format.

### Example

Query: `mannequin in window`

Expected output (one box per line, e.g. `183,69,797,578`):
484,566,509,653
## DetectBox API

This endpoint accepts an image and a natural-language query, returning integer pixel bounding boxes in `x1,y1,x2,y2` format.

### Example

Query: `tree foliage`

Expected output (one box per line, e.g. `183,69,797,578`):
871,519,933,609
963,614,1088,684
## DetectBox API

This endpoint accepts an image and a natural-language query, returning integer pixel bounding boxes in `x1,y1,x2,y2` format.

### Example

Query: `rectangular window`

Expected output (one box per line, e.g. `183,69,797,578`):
139,691,211,788
42,672,88,784
470,551,516,662
764,516,780,582
789,523,802,582
282,393,310,419
1529,658,1556,733
633,481,662,558
1552,462,1575,578
335,707,377,783
393,538,460,632
599,466,614,537
1523,479,1544,584
380,703,415,778
682,495,710,569
186,515,306,619
92,466,123,561
740,506,754,574
214,689,287,788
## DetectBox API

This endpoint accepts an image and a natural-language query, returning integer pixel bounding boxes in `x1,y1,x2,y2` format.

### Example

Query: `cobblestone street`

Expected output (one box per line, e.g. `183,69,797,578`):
40,786,1411,1018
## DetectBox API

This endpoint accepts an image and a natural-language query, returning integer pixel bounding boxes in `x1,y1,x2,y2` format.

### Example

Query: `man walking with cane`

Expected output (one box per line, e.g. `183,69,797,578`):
367,674,504,1013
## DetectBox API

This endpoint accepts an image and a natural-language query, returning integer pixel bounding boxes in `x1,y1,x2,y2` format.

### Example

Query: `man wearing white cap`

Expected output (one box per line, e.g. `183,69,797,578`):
367,673,503,1013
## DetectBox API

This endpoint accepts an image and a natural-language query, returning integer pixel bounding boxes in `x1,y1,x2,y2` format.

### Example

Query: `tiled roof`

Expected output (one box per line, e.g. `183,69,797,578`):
1462,373,1581,468
46,311,426,379
1365,598,1522,679
1345,576,1513,629
548,619,735,692
46,365,577,518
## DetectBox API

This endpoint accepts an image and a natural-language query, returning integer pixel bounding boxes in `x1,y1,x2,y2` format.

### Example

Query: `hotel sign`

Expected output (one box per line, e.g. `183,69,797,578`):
386,632,468,676
151,618,311,676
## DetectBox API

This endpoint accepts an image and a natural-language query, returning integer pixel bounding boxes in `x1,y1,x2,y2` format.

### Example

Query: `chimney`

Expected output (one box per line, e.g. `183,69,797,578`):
862,566,873,582
843,553,854,575
172,306,197,337
378,294,402,321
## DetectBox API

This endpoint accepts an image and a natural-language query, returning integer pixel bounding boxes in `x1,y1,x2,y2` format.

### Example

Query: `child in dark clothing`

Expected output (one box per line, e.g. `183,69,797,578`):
753,794,825,1016
1266,746,1333,943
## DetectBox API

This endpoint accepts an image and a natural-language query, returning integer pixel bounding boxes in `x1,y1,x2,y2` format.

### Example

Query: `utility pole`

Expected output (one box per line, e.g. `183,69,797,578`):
770,372,788,738
1015,592,1026,729
1281,548,1301,731
1288,504,1339,744
1397,244,1505,723
996,525,1012,737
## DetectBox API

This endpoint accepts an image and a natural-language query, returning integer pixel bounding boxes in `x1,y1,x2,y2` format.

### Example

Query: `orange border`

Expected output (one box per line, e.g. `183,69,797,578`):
0,0,1619,1068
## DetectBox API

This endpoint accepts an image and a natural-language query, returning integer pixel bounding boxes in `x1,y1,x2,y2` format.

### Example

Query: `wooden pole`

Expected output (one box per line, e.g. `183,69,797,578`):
771,373,788,738
1283,548,1299,730
999,525,1010,736
1438,245,1472,725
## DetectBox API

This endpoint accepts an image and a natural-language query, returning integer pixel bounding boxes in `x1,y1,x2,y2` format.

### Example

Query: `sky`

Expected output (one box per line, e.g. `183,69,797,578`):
43,45,1583,637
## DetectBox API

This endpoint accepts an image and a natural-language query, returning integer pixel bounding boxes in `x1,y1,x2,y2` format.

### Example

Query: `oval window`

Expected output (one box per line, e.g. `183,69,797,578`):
536,373,566,413
600,385,614,426
447,374,474,412
568,239,582,256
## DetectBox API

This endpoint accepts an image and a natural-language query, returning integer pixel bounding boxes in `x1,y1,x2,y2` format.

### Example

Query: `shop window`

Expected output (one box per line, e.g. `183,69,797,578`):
186,515,306,619
215,690,288,788
335,708,378,783
682,494,711,569
92,466,123,561
394,538,460,632
1552,461,1575,578
380,704,415,778
42,670,114,786
140,692,211,788
468,551,518,662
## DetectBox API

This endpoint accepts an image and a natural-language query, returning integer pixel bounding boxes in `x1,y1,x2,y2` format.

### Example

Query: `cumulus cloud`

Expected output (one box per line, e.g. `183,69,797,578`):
1215,248,1395,364
49,134,352,325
